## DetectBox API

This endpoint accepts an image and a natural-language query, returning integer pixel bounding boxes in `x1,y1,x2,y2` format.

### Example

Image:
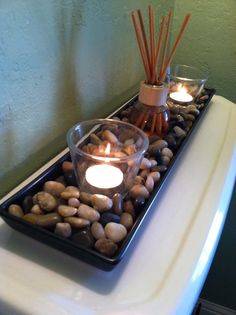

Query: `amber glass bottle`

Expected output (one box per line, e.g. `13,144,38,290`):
129,81,169,137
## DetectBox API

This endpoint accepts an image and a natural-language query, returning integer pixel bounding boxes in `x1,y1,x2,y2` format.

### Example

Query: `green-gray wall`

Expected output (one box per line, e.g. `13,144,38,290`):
0,0,174,197
172,0,236,103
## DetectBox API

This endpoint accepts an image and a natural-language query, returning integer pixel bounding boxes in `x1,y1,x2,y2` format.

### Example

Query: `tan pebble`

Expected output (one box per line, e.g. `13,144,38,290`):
123,138,134,146
23,213,38,224
68,198,80,208
162,155,170,166
149,159,157,168
61,186,80,200
120,213,133,230
62,161,74,173
37,213,62,227
123,200,136,219
54,222,72,238
123,144,136,155
77,204,100,222
140,157,151,169
95,239,118,257
31,204,43,215
149,171,161,183
139,169,149,179
162,147,173,159
90,194,113,212
102,130,119,145
105,223,127,243
112,193,123,215
113,151,127,158
91,222,106,240
58,205,77,217
145,175,155,193
33,192,57,212
134,176,145,185
8,204,24,218
90,133,102,145
43,181,65,197
64,217,90,228
79,192,92,205
129,184,150,199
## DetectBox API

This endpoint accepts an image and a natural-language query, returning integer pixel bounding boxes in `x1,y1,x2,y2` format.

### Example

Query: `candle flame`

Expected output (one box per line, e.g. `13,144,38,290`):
177,84,188,94
105,143,111,155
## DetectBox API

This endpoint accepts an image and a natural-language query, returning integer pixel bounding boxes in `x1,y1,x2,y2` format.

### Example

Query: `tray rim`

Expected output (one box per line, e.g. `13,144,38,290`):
0,88,215,270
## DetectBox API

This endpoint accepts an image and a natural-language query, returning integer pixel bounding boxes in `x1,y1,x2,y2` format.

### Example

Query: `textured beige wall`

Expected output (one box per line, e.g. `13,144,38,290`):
0,0,174,197
172,0,236,102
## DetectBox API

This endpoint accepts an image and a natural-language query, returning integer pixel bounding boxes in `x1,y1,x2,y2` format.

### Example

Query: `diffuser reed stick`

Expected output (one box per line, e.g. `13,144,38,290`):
131,6,190,85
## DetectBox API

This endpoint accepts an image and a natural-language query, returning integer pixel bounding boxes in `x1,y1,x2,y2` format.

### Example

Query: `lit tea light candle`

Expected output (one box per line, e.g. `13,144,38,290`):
85,164,123,189
85,143,123,189
170,85,193,103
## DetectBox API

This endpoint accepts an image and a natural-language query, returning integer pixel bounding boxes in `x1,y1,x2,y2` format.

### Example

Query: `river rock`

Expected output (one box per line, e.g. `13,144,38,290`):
162,147,173,158
64,217,90,228
105,222,127,243
8,204,24,218
163,134,177,150
173,126,186,138
140,157,151,169
23,213,38,224
58,205,77,217
148,139,168,153
71,229,95,248
22,195,33,213
43,181,65,197
37,212,62,227
64,171,77,186
133,176,145,185
145,175,155,193
133,196,146,212
91,194,113,212
33,192,57,212
102,130,119,145
151,165,167,173
77,204,100,222
31,204,43,215
149,171,161,183
100,212,120,227
129,184,150,199
62,161,74,173
79,192,92,206
112,193,123,215
90,133,102,145
162,155,170,166
120,213,133,230
68,198,80,208
54,222,72,238
95,239,118,257
61,186,80,200
123,200,136,219
91,222,106,240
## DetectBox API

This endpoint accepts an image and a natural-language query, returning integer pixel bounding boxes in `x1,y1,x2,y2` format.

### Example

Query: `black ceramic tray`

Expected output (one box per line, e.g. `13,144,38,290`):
0,88,215,271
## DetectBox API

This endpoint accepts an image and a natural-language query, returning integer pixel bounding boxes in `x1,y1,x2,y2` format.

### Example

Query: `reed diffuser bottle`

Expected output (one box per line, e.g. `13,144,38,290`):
130,6,190,136
130,81,169,137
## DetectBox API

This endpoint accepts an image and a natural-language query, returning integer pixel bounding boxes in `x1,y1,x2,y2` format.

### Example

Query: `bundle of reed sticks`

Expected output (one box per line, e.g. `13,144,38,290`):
131,6,190,85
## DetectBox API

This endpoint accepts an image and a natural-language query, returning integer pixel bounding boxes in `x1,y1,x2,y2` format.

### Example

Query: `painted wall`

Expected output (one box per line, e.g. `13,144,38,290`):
172,0,236,103
0,0,174,197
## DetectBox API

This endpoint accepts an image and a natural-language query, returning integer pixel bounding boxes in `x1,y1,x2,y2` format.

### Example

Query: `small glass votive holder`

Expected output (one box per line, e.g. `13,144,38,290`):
67,119,149,197
169,64,208,105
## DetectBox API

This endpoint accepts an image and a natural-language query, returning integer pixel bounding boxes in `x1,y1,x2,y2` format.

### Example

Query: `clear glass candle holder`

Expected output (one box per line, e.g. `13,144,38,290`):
67,119,149,197
169,64,208,104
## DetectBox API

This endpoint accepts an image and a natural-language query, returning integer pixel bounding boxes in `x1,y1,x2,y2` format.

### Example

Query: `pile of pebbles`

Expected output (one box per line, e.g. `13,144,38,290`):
7,90,209,258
